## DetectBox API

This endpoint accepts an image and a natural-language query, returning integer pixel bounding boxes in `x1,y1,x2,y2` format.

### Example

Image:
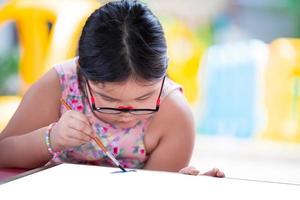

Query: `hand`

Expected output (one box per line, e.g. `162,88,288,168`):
50,110,94,151
179,166,225,178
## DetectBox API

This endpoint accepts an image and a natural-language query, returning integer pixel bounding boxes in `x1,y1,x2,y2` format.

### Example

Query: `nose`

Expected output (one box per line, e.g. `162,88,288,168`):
119,112,133,118
118,106,133,110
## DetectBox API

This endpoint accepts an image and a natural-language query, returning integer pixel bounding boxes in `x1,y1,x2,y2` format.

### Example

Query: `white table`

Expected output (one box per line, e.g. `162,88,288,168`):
1,163,299,200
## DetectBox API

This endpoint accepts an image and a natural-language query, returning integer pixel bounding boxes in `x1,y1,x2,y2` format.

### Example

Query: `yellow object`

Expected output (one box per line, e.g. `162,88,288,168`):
0,0,100,132
0,0,100,93
163,20,205,104
261,38,300,143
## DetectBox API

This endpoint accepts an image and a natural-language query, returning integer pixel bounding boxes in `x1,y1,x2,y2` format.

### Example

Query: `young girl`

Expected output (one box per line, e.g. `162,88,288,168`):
0,0,224,177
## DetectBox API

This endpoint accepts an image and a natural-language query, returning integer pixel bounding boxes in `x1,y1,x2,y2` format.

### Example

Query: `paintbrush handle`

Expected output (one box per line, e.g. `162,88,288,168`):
106,151,121,166
60,99,72,110
93,136,122,167
92,136,108,153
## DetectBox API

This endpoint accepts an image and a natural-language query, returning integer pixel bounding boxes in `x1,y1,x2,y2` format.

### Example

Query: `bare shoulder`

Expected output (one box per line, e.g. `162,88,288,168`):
143,89,195,171
159,89,195,137
146,88,195,144
0,68,61,139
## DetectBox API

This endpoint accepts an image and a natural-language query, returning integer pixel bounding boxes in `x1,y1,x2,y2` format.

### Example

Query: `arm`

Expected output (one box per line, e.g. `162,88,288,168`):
143,90,195,172
0,68,94,169
0,69,61,168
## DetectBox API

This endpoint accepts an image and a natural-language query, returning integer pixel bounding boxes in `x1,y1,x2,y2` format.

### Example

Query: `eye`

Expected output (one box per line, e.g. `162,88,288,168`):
136,95,151,101
101,96,119,102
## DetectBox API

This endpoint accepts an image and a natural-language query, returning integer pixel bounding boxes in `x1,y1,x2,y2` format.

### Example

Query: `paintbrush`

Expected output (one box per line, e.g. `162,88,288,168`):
60,99,127,172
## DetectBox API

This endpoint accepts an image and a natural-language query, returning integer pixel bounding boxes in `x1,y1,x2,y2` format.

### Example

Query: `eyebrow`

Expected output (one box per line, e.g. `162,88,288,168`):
93,90,156,101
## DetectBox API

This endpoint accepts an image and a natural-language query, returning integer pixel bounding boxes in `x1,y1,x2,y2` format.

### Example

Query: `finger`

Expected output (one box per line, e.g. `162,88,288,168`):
217,171,225,178
68,110,91,127
202,168,225,178
189,169,200,176
68,117,94,138
67,125,92,143
67,135,89,147
178,167,189,174
202,168,219,176
58,130,89,148
186,166,200,175
179,166,200,175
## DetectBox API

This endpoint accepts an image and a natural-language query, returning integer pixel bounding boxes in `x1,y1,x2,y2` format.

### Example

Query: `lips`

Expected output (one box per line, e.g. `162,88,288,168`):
116,120,135,124
115,120,137,128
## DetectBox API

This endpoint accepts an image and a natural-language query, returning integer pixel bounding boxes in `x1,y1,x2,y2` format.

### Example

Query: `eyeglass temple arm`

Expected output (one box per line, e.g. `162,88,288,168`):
156,76,165,106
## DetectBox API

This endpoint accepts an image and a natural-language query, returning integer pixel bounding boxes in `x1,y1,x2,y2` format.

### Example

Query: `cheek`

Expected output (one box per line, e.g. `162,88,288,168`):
134,115,149,121
95,112,143,122
94,112,118,123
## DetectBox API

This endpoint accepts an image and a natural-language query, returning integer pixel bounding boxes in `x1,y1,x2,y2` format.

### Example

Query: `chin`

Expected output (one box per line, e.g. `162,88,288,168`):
115,121,138,129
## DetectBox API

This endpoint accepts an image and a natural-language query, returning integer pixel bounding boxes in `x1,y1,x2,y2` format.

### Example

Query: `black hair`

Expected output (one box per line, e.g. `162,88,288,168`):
78,0,167,83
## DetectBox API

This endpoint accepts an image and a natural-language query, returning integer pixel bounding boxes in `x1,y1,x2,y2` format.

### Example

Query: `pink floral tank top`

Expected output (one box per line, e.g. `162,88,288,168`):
53,58,182,169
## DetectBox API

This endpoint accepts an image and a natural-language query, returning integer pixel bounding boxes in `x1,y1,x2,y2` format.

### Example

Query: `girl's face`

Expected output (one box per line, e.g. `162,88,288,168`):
86,77,164,129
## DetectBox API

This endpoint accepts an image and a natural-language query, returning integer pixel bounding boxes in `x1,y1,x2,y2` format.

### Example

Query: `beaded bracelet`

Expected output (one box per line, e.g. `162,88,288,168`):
45,122,62,159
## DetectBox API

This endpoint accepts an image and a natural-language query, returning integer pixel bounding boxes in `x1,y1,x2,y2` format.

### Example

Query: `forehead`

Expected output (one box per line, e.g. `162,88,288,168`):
90,78,161,93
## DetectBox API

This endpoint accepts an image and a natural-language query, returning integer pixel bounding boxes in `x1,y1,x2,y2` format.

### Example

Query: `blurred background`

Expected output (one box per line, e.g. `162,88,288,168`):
0,0,300,184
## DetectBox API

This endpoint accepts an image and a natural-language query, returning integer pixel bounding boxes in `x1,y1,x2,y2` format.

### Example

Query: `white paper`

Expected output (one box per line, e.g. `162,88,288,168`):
0,163,299,200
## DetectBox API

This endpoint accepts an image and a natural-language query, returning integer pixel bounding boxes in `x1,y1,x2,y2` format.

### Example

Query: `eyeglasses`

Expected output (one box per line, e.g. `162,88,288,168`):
85,76,166,115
